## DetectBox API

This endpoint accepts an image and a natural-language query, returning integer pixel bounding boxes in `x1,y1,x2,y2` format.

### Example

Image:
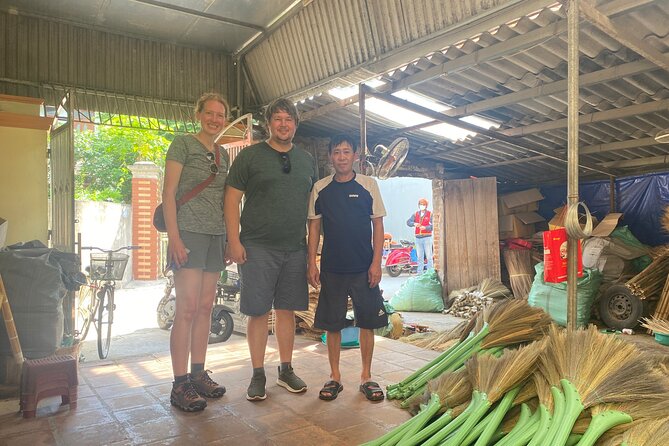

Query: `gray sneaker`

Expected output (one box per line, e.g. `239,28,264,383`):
276,365,307,393
247,373,267,401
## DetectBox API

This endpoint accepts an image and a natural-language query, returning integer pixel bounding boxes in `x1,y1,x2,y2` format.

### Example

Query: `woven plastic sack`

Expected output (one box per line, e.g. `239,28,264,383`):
528,262,602,328
610,226,652,272
389,269,444,312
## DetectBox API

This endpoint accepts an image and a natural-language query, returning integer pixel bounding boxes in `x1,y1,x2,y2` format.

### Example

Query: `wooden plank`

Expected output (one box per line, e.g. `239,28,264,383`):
443,178,500,292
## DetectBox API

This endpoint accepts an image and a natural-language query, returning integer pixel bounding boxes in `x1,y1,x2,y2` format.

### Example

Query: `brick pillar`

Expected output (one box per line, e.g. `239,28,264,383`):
432,177,446,298
128,162,161,280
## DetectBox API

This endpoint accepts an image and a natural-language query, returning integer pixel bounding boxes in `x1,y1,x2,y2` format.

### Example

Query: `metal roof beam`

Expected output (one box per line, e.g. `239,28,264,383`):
132,0,264,31
501,99,669,136
445,59,655,118
366,88,613,176
580,0,669,73
600,155,669,169
390,20,571,92
460,136,661,169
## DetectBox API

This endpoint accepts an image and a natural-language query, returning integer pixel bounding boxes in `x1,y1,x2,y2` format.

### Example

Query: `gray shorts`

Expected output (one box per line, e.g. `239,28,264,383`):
179,230,226,272
239,246,308,317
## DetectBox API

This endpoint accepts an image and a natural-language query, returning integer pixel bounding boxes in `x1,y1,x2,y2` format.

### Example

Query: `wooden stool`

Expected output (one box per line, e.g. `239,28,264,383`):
20,355,78,418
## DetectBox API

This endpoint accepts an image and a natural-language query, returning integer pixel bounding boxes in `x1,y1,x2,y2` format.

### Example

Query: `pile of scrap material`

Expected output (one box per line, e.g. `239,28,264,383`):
444,278,512,319
295,288,325,340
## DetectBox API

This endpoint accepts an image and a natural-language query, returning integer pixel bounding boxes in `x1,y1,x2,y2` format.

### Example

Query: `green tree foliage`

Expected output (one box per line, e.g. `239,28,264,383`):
75,125,173,203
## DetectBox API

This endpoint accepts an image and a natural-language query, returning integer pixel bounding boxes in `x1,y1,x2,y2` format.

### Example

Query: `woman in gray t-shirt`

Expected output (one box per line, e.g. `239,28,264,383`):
161,93,230,412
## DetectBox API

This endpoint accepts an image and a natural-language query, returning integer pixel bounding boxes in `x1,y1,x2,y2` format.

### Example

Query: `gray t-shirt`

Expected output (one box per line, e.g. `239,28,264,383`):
226,142,317,251
165,134,229,235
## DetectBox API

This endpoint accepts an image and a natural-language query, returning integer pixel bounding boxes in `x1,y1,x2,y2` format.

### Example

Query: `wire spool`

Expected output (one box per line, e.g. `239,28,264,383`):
564,201,593,239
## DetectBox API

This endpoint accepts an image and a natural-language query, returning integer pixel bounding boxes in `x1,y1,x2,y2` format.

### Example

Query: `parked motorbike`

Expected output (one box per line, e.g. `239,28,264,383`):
384,240,423,277
156,269,239,344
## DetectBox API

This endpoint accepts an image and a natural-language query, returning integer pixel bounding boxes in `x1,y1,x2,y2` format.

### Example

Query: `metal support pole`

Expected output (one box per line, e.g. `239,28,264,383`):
609,176,616,212
359,84,367,174
566,0,580,331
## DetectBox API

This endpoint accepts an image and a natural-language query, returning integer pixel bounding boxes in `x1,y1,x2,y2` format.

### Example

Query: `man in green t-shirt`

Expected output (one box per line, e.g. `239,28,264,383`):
224,98,317,401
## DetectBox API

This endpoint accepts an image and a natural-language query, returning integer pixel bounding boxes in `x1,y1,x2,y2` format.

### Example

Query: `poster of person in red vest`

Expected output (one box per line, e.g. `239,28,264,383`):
406,198,433,274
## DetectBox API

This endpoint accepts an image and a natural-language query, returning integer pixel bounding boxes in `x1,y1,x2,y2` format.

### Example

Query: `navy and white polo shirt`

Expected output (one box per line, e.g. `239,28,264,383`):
308,173,386,274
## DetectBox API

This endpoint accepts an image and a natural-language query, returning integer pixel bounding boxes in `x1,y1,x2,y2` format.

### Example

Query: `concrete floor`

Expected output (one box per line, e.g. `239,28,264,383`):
0,273,466,445
0,331,444,445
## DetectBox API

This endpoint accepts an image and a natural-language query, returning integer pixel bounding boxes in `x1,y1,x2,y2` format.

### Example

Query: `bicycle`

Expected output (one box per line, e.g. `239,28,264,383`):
76,245,140,359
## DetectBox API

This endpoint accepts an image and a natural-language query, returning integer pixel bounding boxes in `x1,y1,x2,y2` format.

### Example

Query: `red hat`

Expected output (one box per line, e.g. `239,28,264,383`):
418,198,428,206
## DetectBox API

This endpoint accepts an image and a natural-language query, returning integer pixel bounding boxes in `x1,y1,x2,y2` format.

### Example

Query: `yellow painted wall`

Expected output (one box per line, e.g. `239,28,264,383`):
0,100,49,246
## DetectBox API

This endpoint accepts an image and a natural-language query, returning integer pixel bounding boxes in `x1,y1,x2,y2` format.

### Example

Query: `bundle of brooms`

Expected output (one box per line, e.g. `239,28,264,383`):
387,299,552,405
367,324,669,446
502,249,534,299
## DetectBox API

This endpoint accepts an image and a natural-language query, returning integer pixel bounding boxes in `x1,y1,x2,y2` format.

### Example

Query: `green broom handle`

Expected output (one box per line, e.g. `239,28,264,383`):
574,410,632,446
473,386,522,446
535,385,565,446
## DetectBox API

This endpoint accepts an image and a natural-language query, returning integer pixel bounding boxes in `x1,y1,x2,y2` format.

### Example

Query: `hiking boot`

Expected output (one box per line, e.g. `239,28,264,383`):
190,370,226,398
276,365,307,393
246,373,267,401
170,380,207,412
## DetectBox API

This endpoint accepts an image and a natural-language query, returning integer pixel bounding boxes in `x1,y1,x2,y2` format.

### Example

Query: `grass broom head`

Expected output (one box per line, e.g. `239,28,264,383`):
618,416,669,446
466,340,545,403
477,277,512,300
532,369,556,411
401,320,469,348
423,367,472,412
479,299,553,348
513,379,537,406
537,324,568,387
559,326,669,409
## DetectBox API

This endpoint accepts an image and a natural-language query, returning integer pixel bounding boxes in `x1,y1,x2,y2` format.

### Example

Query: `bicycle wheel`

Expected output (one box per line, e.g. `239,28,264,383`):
97,286,115,359
76,285,97,341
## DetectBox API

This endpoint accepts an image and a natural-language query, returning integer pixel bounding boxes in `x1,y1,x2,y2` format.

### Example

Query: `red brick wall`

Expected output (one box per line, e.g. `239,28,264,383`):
130,173,160,280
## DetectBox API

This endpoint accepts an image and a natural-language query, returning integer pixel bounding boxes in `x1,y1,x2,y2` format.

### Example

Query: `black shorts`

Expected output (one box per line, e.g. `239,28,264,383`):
314,271,388,332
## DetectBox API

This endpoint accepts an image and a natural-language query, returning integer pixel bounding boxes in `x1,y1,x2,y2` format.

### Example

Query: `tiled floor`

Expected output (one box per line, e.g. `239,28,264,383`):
0,333,440,445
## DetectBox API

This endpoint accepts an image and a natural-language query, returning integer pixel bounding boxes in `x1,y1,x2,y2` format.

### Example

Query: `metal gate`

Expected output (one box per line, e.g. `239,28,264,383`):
50,92,75,253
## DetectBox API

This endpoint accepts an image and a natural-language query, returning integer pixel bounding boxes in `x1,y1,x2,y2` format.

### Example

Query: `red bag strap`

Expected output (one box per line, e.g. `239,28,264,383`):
176,148,220,207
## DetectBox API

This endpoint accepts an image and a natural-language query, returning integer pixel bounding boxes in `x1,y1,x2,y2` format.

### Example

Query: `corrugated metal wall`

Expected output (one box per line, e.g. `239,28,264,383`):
244,0,514,102
0,11,234,118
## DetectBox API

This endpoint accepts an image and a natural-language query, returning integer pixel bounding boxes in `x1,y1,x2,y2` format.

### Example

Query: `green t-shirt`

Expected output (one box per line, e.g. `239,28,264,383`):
226,142,317,251
165,134,229,235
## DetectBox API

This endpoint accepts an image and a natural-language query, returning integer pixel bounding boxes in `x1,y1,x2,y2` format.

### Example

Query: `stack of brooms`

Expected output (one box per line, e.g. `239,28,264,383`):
364,300,669,446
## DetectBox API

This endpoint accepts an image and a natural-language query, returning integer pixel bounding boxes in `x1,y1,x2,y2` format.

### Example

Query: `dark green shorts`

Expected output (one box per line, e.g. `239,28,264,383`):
179,230,226,273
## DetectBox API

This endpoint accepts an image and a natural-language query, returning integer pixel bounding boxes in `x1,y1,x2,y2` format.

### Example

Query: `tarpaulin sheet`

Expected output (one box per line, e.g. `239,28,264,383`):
538,172,669,247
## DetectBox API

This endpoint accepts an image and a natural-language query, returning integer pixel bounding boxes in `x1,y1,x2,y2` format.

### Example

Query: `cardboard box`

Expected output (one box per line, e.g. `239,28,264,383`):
590,213,623,237
498,189,544,215
498,199,539,216
499,212,545,239
0,217,7,249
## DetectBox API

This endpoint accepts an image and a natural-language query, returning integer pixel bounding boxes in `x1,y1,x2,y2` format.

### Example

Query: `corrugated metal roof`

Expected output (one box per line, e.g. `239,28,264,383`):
244,0,519,103
296,0,669,187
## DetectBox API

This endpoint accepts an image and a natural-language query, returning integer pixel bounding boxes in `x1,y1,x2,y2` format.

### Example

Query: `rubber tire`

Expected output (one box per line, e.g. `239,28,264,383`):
156,294,176,330
598,284,646,330
209,309,234,344
97,286,114,359
386,265,403,277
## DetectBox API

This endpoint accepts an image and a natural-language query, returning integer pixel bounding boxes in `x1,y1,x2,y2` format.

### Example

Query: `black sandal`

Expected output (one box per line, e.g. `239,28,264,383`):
318,380,344,401
359,381,384,401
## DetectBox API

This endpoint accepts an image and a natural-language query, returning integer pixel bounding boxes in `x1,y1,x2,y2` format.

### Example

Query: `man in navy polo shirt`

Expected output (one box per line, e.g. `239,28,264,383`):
307,134,388,402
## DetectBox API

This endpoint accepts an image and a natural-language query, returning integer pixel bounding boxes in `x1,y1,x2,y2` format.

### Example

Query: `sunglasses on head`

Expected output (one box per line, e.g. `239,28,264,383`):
205,152,219,175
279,152,291,174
